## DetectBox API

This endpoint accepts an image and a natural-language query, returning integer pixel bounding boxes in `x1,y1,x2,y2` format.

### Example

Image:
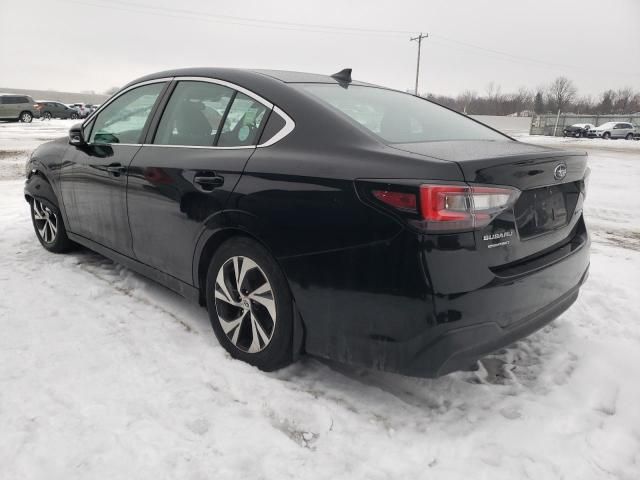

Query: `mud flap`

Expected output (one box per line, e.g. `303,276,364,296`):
292,298,305,361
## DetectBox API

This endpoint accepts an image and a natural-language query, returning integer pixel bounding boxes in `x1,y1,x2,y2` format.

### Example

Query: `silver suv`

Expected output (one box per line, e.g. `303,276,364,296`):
588,122,636,140
0,94,41,123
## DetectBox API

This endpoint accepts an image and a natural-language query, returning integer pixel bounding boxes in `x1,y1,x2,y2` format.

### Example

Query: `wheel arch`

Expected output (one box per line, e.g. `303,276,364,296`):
24,170,58,207
194,227,306,357
194,227,275,303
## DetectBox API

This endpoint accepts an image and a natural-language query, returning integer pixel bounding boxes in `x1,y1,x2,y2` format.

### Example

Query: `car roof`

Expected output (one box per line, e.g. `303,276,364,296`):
252,69,374,86
123,67,377,89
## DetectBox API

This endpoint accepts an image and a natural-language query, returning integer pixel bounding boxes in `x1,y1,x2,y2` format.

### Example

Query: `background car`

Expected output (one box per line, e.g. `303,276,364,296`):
588,122,635,139
563,123,593,138
35,101,79,120
0,93,41,122
69,103,92,118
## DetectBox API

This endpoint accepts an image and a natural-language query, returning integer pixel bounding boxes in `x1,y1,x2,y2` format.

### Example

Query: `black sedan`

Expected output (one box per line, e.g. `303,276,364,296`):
24,68,590,377
563,123,593,138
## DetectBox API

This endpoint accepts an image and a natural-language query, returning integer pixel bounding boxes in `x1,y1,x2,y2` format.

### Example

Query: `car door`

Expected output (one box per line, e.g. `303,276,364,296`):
52,102,62,117
0,97,8,119
59,81,168,256
612,123,622,138
3,96,19,118
126,79,269,283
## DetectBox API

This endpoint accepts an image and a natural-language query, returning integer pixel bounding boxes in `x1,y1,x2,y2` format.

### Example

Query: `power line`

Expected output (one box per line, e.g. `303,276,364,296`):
430,35,640,78
63,0,416,36
59,0,639,77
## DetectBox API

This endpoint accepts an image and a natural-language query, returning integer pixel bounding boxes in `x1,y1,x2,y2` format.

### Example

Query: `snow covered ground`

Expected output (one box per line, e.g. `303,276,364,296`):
1,120,639,480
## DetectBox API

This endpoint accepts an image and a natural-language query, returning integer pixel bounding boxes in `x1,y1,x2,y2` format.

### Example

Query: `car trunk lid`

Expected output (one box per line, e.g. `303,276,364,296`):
390,139,588,266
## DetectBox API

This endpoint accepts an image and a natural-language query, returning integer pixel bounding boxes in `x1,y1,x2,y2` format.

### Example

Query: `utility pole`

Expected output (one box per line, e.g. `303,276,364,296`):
410,32,428,95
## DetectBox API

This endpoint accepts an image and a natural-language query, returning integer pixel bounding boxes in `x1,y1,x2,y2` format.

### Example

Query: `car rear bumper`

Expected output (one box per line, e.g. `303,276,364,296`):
302,225,590,378
404,266,587,377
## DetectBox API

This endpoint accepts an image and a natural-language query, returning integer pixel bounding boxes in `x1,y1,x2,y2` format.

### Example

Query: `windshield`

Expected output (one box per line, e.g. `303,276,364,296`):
297,84,508,143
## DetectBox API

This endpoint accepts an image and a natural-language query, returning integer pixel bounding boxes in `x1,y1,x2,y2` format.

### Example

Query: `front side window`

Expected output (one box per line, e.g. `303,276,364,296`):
153,81,234,146
297,84,508,143
217,93,268,147
89,83,164,144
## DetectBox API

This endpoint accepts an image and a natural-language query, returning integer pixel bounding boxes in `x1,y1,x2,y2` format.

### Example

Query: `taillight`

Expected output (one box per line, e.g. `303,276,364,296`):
34,104,41,110
419,184,520,232
368,182,519,233
372,190,417,212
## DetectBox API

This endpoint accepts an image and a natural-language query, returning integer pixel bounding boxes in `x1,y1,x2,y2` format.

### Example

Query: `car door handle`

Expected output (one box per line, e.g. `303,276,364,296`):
105,163,126,175
194,174,224,190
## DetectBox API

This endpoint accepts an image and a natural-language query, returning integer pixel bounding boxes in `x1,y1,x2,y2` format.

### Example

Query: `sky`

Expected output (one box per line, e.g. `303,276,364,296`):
1,0,639,98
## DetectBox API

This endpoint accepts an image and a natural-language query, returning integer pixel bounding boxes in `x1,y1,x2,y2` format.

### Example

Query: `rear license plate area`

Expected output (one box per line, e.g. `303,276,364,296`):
515,185,572,239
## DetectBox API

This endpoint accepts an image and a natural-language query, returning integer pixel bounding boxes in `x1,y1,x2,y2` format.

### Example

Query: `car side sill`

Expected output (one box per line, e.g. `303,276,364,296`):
67,232,200,304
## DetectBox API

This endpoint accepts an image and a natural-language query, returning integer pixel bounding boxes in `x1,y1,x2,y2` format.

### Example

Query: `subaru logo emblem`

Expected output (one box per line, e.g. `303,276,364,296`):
554,163,567,180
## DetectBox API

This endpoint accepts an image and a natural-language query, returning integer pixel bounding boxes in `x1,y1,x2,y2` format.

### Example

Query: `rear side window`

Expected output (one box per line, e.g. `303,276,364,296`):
297,84,507,143
1,96,27,104
89,83,164,144
217,93,268,147
153,81,234,146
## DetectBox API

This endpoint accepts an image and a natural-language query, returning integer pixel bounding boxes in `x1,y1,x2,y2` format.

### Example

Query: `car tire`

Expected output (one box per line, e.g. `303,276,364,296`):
626,133,633,140
206,236,294,371
43,111,52,120
70,113,79,120
30,197,75,253
19,111,33,123
603,132,611,139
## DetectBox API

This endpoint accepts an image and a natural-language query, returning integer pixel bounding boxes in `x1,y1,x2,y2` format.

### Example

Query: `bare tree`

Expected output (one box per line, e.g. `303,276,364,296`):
573,95,595,114
614,87,634,113
546,77,577,112
484,82,503,114
458,90,477,114
510,87,532,115
598,90,615,114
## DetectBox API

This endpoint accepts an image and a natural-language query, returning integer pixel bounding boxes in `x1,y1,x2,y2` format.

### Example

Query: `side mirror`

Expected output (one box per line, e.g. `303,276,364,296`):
69,123,86,146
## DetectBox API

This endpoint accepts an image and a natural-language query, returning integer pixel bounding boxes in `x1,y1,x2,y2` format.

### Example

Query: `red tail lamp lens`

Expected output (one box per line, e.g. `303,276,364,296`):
372,190,417,212
419,184,519,231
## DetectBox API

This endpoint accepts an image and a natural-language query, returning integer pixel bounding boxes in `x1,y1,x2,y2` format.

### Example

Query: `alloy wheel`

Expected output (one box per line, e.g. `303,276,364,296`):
21,112,33,123
32,199,58,244
43,112,52,120
214,256,276,353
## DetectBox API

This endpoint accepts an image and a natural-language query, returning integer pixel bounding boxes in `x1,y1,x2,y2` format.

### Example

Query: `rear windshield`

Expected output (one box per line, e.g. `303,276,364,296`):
297,84,507,143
